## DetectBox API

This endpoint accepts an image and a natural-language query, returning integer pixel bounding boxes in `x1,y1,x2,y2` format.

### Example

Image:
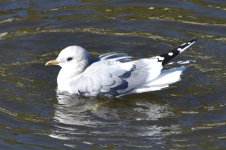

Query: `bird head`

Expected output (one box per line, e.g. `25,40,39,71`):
45,46,90,71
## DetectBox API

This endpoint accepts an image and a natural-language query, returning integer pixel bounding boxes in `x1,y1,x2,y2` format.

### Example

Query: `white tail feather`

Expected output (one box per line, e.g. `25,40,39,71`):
134,66,186,93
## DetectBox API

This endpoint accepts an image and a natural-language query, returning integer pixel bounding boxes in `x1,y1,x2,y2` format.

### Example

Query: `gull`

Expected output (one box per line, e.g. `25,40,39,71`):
45,39,197,97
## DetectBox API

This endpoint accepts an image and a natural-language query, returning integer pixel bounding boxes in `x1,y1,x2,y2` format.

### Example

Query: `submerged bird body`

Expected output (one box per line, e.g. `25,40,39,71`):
46,39,197,97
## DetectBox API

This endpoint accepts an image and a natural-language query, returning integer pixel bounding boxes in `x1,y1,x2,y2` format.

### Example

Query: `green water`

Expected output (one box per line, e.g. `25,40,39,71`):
0,0,225,149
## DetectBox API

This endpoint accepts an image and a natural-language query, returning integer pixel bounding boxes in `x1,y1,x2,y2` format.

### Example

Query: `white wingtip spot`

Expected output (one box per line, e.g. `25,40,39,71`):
181,43,187,46
177,48,183,52
168,52,173,56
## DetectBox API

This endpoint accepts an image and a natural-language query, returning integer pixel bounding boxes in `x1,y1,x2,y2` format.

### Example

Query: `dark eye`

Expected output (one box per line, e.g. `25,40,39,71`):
67,57,73,61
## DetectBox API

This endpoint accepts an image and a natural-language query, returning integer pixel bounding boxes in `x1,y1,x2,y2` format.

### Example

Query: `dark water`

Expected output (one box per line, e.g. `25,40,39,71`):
0,0,225,149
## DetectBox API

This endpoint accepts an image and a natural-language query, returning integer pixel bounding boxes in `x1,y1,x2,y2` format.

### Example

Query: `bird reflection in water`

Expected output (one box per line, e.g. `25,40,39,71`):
49,93,181,148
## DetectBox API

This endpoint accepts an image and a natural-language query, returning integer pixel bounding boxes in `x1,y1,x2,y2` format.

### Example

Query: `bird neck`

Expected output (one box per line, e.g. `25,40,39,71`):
57,58,90,93
57,67,81,93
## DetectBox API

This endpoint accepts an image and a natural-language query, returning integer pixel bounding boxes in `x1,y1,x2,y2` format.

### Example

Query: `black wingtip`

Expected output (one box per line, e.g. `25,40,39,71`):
190,39,198,42
159,39,197,65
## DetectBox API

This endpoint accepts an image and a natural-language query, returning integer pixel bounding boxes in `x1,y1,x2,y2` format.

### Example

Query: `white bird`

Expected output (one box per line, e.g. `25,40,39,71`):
45,39,197,98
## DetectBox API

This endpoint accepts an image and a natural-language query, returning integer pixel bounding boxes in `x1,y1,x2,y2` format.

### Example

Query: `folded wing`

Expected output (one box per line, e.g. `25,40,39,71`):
70,54,163,97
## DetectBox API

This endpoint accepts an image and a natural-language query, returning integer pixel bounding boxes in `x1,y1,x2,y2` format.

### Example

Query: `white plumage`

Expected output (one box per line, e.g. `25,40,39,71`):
46,39,197,97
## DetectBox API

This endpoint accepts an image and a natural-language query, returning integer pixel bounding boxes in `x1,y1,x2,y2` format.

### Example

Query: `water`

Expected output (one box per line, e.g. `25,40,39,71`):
0,0,225,149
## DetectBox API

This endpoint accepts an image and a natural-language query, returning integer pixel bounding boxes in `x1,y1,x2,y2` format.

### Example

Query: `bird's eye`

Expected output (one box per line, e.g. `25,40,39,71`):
67,57,73,61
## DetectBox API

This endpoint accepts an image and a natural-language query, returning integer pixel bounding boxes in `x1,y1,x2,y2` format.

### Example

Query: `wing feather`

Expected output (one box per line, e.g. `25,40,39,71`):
70,53,163,97
99,52,133,62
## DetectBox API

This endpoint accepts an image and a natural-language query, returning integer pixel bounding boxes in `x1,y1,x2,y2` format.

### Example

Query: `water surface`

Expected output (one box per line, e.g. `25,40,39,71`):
0,0,225,149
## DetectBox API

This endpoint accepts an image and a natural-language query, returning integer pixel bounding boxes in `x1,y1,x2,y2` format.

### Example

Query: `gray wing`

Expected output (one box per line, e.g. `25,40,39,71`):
70,57,162,97
99,52,133,62
70,61,135,97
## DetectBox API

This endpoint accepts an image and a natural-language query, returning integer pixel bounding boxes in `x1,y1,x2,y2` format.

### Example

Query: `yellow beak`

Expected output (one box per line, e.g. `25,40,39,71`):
45,60,59,66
